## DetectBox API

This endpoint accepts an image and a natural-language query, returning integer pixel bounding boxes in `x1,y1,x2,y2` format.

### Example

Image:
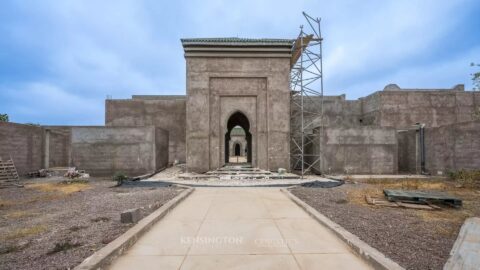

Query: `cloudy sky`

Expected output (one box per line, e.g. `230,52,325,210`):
1,0,479,125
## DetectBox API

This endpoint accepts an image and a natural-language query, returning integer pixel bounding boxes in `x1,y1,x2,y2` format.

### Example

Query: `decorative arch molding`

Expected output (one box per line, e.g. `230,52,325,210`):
224,111,252,163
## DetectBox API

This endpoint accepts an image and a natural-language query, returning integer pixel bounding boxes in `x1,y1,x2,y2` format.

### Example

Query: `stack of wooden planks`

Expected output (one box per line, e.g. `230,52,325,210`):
384,189,462,208
0,158,22,188
365,195,441,210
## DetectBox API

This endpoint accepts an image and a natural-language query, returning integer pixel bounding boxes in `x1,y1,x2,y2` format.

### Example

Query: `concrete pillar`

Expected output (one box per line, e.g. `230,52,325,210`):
44,129,50,169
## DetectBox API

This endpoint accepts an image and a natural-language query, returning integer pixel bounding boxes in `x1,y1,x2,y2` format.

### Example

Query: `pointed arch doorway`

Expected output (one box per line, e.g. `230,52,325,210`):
224,111,252,165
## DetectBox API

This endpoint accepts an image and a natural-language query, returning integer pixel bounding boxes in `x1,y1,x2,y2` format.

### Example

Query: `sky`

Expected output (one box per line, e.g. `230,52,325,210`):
0,0,479,125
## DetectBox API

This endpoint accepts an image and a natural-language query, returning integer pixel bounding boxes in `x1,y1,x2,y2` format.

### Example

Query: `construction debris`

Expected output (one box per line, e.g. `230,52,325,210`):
64,167,90,179
365,195,440,210
26,169,49,178
199,165,299,180
384,189,462,208
301,180,344,188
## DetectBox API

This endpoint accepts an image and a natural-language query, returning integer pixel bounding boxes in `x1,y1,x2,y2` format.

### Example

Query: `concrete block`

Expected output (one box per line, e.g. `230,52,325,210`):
120,208,142,224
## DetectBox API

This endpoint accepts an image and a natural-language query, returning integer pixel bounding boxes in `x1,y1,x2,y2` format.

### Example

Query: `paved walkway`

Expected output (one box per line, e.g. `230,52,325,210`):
109,188,372,270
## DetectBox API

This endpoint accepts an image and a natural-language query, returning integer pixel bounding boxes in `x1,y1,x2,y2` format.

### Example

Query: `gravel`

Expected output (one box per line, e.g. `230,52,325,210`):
0,179,181,270
290,183,476,270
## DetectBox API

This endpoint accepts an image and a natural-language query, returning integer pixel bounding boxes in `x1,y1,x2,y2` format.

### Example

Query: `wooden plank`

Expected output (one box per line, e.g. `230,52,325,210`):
365,195,400,207
290,35,314,68
395,202,434,210
365,195,374,204
384,189,462,207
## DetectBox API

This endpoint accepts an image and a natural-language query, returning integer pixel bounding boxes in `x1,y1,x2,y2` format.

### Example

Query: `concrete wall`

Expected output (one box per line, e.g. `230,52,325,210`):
48,128,70,168
424,120,480,174
296,87,480,130
186,57,291,172
291,95,363,131
155,127,169,170
0,122,45,175
363,89,480,129
313,126,398,174
397,129,418,173
0,124,169,177
106,97,186,164
70,126,162,176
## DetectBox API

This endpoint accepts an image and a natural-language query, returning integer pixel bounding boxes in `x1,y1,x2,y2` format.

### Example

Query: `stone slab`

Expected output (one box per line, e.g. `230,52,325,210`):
444,217,480,270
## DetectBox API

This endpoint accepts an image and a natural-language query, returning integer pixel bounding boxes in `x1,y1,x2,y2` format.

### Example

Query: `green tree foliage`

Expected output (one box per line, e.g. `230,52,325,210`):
0,114,9,122
472,62,480,90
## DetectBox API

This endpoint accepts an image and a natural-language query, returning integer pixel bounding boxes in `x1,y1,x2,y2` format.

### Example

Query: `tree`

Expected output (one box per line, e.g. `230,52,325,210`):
472,62,480,91
0,114,8,122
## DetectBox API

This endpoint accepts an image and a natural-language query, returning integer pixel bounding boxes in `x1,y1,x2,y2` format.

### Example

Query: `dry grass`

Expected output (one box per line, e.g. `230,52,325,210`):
0,199,16,208
26,182,91,195
345,178,480,237
363,178,451,190
448,170,480,188
3,225,47,240
0,182,91,210
5,210,36,219
1,194,67,209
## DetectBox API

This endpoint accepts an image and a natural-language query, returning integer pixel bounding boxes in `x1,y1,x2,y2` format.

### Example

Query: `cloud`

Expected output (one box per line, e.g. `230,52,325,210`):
0,0,479,124
340,46,480,97
1,82,103,125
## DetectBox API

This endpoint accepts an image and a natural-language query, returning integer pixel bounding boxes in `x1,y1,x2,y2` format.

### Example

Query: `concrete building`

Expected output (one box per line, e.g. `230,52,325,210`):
183,38,292,173
1,37,479,177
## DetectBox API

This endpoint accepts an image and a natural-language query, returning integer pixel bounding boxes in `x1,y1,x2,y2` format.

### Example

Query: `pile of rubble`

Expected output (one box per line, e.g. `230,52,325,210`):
64,167,90,179
27,167,90,179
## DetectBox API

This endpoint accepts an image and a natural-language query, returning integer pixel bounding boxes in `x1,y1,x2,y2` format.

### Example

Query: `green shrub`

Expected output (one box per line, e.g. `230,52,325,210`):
113,172,129,186
0,114,8,122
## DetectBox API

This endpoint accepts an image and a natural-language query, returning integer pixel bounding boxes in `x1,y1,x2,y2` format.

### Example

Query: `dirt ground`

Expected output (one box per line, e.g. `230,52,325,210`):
0,178,182,270
291,178,480,270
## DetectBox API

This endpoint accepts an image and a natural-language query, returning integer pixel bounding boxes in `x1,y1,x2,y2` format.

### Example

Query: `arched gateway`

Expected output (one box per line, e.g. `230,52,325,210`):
225,112,251,164
182,38,292,173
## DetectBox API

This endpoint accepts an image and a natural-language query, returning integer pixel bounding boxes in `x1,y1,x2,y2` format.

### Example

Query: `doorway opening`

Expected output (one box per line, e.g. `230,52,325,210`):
234,143,241,156
225,112,252,164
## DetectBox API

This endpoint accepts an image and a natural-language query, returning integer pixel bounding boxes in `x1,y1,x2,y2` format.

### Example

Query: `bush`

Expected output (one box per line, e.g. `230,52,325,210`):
113,172,129,186
0,114,8,122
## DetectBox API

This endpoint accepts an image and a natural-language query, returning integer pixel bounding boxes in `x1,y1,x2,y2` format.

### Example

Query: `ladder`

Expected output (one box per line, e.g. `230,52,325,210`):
0,158,19,182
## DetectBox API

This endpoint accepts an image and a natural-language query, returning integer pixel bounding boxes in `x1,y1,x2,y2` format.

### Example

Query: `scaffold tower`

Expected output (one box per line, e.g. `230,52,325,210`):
290,12,324,177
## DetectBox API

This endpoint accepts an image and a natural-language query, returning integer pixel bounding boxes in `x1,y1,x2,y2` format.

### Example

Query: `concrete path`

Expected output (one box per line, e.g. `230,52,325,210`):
109,188,372,270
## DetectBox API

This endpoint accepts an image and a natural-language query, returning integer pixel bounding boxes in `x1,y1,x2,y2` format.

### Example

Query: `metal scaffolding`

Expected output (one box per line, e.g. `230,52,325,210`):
290,12,324,177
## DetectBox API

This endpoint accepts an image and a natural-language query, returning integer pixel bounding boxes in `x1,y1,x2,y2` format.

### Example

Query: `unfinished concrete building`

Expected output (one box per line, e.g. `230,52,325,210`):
1,37,479,177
